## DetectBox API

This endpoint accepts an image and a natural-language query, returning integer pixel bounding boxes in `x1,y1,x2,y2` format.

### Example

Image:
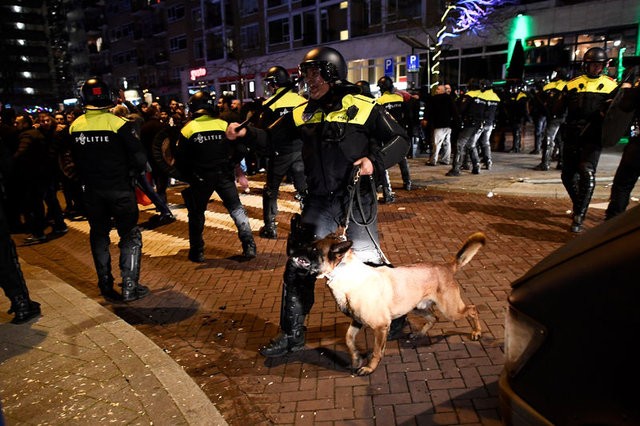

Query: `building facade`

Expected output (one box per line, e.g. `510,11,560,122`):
1,0,639,112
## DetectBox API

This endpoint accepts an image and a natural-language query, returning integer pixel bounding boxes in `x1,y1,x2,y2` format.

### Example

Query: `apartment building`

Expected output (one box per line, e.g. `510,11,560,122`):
2,0,638,112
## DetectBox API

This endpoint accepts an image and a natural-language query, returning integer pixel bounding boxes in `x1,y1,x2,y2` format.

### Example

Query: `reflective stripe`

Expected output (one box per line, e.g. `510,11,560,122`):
181,116,228,139
292,94,375,126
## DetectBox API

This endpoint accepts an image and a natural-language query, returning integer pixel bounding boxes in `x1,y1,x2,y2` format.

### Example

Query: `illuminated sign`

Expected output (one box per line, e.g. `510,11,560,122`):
190,67,207,81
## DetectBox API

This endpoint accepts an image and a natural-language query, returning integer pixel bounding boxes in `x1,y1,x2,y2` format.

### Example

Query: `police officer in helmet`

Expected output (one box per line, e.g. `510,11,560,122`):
177,90,257,262
257,66,308,240
227,46,410,358
66,77,150,302
561,47,618,232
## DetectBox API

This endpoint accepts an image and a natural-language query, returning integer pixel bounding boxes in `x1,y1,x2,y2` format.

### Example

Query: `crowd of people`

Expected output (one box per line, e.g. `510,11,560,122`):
1,44,638,330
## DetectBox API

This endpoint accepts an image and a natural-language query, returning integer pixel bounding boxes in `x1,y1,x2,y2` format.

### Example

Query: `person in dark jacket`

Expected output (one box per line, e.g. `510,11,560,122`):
426,84,459,166
257,66,307,239
66,77,150,302
0,135,41,323
176,90,257,262
561,47,618,232
227,46,410,358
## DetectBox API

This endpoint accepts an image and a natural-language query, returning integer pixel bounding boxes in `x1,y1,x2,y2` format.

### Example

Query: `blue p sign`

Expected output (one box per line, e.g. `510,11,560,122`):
384,58,394,76
407,54,419,72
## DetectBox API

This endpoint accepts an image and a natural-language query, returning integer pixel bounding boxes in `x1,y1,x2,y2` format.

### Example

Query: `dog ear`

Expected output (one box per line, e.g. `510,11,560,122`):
330,240,353,255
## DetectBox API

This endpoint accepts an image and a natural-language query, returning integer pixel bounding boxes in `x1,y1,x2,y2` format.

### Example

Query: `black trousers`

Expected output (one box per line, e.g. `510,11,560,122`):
0,200,30,301
606,138,640,219
82,186,141,282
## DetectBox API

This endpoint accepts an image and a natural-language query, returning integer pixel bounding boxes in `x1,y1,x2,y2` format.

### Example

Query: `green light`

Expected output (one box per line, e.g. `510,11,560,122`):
618,47,626,82
508,14,533,64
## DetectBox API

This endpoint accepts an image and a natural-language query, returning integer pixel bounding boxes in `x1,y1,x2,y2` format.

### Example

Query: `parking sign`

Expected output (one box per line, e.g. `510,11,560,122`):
384,58,394,76
407,54,419,72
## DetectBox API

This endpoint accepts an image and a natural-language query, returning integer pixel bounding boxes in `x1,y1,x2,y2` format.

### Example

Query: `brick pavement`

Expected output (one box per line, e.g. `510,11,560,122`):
5,143,635,425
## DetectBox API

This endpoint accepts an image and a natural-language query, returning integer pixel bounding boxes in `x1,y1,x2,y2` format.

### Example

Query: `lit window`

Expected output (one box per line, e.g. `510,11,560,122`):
340,30,349,41
17,40,25,46
21,56,28,62
22,72,32,78
16,23,25,30
25,88,35,95
13,6,22,13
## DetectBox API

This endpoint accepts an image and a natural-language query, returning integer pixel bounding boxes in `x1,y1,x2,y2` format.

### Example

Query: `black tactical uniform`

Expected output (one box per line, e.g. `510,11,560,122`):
561,47,618,232
67,78,150,302
177,91,256,262
534,74,568,171
229,47,410,357
257,66,308,239
1,136,41,323
605,84,640,219
447,81,486,176
376,76,412,199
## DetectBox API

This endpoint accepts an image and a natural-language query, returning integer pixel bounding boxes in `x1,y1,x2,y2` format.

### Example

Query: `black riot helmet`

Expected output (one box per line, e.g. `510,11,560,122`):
377,76,395,93
188,90,217,117
81,77,114,110
355,80,373,98
265,66,290,87
479,79,492,91
299,46,347,83
582,47,608,77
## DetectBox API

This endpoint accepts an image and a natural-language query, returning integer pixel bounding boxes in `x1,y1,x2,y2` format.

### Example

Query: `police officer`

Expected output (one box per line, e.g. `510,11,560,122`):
257,66,308,239
67,77,149,302
475,80,501,170
1,135,41,323
177,90,257,262
561,47,618,232
376,76,412,197
227,46,410,357
446,79,485,176
605,80,639,219
534,69,569,171
505,83,529,153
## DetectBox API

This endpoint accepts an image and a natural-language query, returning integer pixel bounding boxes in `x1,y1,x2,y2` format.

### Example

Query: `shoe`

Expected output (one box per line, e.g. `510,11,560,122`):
509,148,520,153
242,240,257,259
188,249,205,263
426,162,437,166
533,163,549,171
556,163,563,170
483,162,492,170
438,161,450,166
259,332,305,357
259,224,277,239
570,215,583,233
10,296,41,324
380,193,395,204
529,149,541,155
121,279,150,302
24,234,47,245
445,169,460,177
52,224,69,235
98,277,122,301
472,167,480,175
461,163,470,170
403,181,412,191
152,213,176,226
387,316,407,341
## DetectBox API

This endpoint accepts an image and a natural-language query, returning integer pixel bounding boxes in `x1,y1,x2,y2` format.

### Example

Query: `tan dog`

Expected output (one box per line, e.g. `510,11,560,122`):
292,232,485,375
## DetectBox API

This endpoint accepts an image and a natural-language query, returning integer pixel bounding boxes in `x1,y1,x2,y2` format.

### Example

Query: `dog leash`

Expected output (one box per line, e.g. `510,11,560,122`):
342,165,392,266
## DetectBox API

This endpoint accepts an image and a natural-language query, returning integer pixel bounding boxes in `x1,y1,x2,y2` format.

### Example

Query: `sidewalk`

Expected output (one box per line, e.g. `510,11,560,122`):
0,262,227,425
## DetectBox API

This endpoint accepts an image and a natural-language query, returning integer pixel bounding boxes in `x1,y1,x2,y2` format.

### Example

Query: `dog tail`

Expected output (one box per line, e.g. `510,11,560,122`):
455,232,486,270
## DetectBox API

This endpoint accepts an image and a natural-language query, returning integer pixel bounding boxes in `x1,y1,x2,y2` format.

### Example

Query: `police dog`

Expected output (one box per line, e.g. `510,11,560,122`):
292,231,485,376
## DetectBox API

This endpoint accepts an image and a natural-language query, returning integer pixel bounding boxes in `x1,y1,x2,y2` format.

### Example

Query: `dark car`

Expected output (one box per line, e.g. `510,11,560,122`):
499,205,640,425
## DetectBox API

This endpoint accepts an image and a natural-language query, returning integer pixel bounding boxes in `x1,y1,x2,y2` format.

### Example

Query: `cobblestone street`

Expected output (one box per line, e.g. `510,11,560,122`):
10,151,609,425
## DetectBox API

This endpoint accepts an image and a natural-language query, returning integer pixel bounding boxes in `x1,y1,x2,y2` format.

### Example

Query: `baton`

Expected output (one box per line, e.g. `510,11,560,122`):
234,76,304,132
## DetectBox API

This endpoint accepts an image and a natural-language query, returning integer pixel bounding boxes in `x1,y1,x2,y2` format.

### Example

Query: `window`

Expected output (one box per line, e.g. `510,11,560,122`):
267,0,285,8
192,7,203,27
170,35,187,52
268,17,289,44
194,38,204,59
239,0,258,15
205,0,222,28
240,24,259,50
168,5,186,23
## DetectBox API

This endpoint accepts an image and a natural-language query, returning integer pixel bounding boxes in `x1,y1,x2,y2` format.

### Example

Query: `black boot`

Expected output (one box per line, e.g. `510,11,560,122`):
242,239,257,259
259,326,306,357
387,315,407,340
188,248,205,263
10,294,41,324
98,275,121,301
259,222,277,239
121,278,150,302
570,215,584,233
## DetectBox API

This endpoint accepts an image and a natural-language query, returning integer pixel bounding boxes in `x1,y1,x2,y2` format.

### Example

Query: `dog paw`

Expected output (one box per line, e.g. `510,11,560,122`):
351,357,364,371
470,331,481,341
356,366,374,376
